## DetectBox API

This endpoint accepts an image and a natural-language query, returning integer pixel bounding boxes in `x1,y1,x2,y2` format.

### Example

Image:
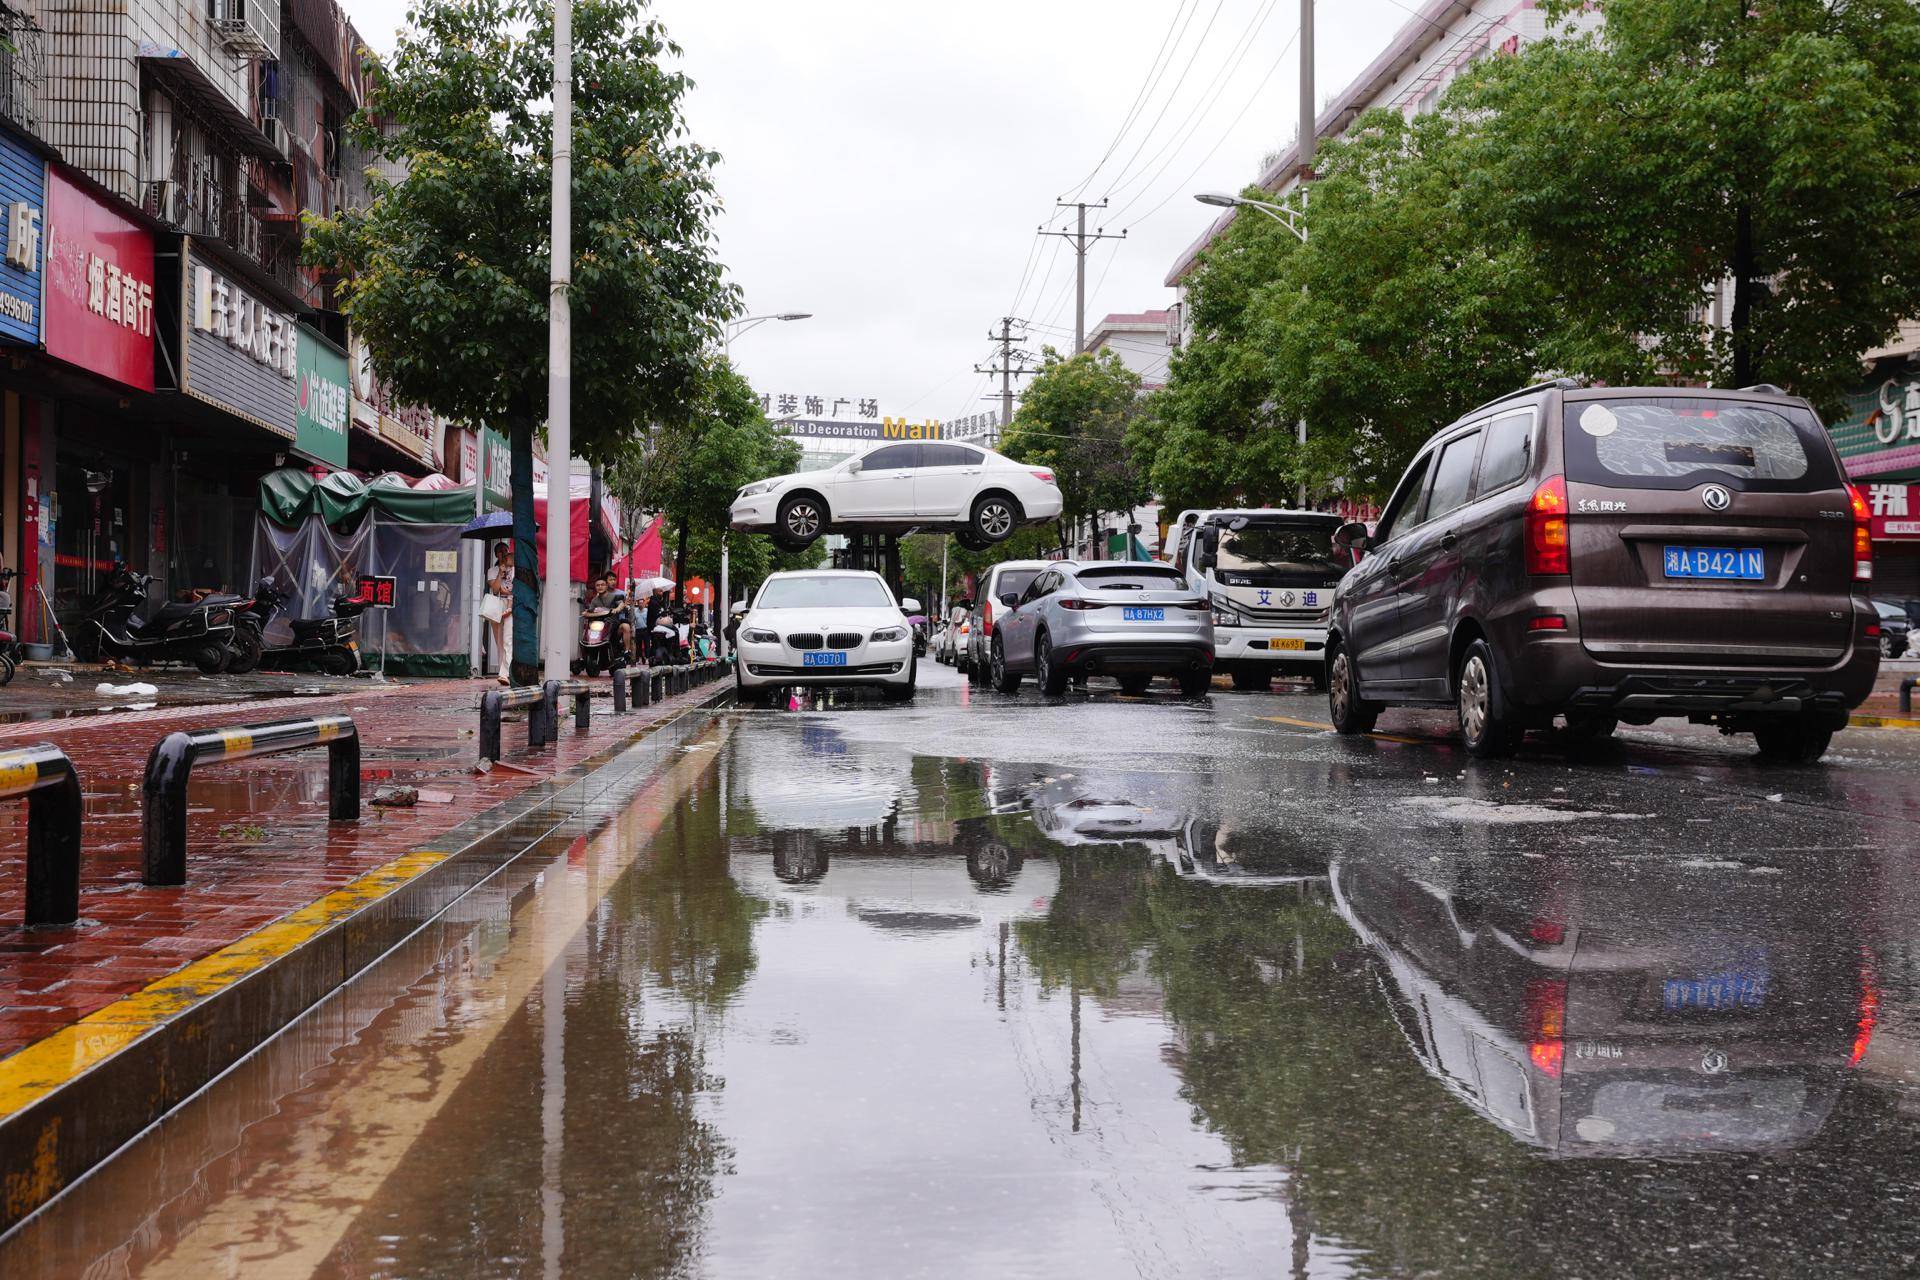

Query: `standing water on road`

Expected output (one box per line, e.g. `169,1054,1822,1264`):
6,693,1920,1278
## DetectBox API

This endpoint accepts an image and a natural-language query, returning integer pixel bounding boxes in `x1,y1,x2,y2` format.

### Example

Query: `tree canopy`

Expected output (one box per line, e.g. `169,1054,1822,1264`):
1000,348,1147,541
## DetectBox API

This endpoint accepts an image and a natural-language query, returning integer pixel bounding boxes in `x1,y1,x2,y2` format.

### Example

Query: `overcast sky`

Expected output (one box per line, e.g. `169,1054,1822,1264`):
340,0,1425,425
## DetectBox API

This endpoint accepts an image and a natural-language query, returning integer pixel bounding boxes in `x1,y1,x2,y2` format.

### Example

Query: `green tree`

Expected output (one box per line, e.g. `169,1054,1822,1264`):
1001,348,1146,549
1458,0,1920,406
307,0,733,678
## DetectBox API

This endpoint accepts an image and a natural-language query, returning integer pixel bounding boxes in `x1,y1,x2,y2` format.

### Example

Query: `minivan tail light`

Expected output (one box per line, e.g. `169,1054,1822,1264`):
1525,475,1570,576
1849,483,1874,582
981,601,994,637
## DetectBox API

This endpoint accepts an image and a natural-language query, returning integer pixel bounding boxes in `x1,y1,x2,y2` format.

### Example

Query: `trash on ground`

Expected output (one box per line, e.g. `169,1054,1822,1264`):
371,785,420,808
96,681,160,697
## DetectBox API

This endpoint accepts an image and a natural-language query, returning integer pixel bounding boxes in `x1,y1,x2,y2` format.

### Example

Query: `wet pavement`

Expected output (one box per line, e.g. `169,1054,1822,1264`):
6,664,1920,1277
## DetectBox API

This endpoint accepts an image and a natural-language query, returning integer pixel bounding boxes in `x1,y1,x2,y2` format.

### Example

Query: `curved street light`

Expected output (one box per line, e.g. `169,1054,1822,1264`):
1194,191,1307,244
725,312,813,357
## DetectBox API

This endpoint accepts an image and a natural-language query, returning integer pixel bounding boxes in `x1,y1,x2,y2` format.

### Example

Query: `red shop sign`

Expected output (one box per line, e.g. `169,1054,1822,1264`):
42,166,155,392
1864,483,1920,540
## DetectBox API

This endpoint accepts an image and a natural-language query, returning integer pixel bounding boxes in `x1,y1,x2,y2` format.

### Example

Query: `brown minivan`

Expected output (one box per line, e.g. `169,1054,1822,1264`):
1325,381,1880,761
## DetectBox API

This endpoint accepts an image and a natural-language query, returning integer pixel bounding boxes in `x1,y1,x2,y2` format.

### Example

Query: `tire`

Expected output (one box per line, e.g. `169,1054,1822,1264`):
1116,674,1152,696
193,642,231,675
990,636,1022,694
1882,633,1897,659
969,492,1020,545
0,654,14,686
881,653,918,702
318,649,357,677
224,627,263,675
1177,668,1213,698
955,530,993,553
776,493,826,547
1327,645,1379,734
1456,638,1521,758
968,653,987,686
1754,718,1834,764
1034,631,1070,696
1229,666,1269,692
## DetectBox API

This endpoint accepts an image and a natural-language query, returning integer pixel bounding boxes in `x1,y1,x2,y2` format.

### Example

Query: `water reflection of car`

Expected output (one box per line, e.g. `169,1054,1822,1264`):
1331,857,1874,1157
1025,778,1329,887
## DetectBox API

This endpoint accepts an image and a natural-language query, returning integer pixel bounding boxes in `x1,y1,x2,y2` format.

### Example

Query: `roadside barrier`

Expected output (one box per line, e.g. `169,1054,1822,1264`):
543,679,594,736
143,716,359,887
1902,676,1917,717
609,665,652,713
0,743,84,926
479,684,552,762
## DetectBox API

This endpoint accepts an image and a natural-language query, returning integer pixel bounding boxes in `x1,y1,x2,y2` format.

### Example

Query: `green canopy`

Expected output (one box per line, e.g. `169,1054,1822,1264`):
260,468,478,527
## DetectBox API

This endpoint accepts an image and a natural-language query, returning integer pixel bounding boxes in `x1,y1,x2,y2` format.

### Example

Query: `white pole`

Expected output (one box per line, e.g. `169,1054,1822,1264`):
939,537,949,618
542,0,573,681
719,535,731,659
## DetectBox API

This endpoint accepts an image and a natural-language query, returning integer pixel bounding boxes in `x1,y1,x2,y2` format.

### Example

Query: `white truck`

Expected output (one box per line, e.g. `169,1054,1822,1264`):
1164,507,1348,691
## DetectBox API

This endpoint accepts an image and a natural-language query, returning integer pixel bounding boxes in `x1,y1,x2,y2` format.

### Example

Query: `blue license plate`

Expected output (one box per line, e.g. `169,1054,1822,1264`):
802,651,847,667
1663,546,1764,581
1662,968,1770,1012
1122,606,1165,622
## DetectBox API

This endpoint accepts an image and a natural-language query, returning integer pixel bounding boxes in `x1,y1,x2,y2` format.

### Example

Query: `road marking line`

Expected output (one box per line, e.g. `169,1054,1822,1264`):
1255,714,1428,745
0,848,449,1124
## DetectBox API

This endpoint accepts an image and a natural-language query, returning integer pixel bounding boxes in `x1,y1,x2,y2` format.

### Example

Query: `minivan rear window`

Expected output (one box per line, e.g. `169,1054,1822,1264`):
1562,397,1838,492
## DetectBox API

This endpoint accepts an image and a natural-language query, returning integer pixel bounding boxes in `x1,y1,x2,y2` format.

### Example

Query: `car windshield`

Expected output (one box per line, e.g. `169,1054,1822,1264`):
1216,526,1344,575
1563,398,1834,491
756,577,894,609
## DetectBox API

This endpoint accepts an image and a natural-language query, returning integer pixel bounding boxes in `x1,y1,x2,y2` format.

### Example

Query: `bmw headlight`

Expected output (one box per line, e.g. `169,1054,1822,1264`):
870,625,909,643
737,478,782,499
741,627,779,644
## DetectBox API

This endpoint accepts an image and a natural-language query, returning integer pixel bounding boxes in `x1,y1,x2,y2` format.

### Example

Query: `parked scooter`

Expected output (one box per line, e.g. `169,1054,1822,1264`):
572,591,634,676
251,580,367,676
76,565,236,673
0,568,21,686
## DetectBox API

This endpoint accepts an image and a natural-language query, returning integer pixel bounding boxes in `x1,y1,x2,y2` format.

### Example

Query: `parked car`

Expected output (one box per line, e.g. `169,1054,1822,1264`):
729,441,1063,552
1874,599,1911,659
988,561,1214,696
733,569,920,703
965,561,1051,685
1326,381,1879,762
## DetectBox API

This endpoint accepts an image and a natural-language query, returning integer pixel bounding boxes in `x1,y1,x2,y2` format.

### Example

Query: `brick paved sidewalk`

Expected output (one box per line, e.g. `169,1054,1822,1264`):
0,674,720,1059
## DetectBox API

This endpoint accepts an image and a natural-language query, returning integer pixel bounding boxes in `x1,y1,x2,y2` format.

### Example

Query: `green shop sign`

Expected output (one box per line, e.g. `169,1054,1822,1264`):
295,326,352,468
481,426,512,510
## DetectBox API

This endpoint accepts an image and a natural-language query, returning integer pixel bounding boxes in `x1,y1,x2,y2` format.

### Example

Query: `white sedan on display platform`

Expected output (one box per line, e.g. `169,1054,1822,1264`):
728,440,1062,551
733,570,921,703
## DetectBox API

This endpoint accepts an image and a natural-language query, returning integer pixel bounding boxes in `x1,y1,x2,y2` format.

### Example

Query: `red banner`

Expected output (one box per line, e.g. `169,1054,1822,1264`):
42,167,155,391
1863,483,1920,539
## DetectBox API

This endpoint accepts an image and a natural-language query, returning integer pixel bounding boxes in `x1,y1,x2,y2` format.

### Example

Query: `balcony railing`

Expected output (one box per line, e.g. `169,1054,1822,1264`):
213,0,281,61
0,8,43,135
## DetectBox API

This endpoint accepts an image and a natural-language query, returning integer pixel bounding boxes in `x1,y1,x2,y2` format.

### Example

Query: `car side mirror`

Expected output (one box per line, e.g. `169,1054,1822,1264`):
1195,532,1216,571
845,458,862,474
1333,521,1371,553
902,597,921,613
998,591,1019,608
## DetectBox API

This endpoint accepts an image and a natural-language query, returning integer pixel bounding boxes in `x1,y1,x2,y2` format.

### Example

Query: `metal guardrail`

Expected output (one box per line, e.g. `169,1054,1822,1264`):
543,679,594,736
609,665,652,714
0,743,83,926
143,716,360,887
479,684,552,762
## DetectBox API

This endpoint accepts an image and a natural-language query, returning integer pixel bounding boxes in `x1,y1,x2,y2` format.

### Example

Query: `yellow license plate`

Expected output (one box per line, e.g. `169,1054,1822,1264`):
1271,638,1306,651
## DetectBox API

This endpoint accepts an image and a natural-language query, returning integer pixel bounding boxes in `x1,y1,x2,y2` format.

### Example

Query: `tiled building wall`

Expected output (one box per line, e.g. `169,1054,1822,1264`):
130,0,251,115
40,1,142,200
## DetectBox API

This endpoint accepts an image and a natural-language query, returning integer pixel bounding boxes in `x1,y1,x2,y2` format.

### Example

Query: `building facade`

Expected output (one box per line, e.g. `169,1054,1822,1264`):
0,0,448,643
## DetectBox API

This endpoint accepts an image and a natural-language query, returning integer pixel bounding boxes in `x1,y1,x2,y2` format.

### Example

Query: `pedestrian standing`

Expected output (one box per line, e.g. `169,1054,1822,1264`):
481,541,512,685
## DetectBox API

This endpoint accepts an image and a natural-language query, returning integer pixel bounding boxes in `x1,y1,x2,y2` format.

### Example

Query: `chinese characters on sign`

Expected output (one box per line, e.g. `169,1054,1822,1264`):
939,410,1002,439
763,394,880,420
43,165,155,390
1872,377,1920,446
356,575,399,608
3,201,37,272
192,264,293,375
0,126,44,342
1867,483,1920,538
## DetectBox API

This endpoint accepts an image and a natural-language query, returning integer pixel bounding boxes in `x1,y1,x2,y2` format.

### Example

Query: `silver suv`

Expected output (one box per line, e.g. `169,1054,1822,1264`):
988,561,1215,696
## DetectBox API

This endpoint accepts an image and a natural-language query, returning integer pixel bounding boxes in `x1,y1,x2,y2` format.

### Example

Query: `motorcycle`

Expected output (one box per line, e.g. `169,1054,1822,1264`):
572,592,633,676
76,567,236,673
251,580,367,676
0,568,20,686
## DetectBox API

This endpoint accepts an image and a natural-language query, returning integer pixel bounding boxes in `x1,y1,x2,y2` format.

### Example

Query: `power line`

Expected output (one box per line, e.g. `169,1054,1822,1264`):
1059,0,1198,203
1038,199,1127,353
1099,0,1230,199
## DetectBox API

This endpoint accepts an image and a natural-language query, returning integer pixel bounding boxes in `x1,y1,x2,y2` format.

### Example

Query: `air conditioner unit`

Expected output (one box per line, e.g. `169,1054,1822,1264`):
143,179,190,227
262,117,290,158
231,210,263,262
214,0,281,61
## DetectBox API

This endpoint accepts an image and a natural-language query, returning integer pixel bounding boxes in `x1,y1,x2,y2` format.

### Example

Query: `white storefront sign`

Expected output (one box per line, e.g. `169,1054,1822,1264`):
192,263,297,378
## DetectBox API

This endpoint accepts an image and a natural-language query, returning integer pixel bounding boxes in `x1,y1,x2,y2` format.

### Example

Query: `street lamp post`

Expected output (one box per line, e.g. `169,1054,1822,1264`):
1195,192,1309,505
724,312,812,359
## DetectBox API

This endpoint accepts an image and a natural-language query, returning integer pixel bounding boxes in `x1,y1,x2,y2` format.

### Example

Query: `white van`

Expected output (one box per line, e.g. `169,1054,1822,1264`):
1165,508,1346,691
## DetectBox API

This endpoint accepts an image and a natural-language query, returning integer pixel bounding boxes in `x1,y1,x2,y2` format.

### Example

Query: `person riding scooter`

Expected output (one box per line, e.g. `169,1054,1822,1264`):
583,576,636,664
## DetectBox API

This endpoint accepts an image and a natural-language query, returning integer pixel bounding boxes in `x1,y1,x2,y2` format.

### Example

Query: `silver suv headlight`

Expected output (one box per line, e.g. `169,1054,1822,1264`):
870,625,909,643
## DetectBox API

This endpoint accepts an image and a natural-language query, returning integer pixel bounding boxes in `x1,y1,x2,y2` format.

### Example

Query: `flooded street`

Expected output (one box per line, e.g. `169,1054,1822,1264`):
9,669,1920,1278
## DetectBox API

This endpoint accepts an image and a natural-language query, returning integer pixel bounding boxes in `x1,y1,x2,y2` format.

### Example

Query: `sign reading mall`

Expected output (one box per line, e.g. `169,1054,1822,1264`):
779,417,952,441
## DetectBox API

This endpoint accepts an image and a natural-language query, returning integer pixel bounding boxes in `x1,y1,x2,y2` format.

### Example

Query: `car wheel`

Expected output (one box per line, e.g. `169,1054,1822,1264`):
955,530,993,553
776,493,825,546
1754,718,1834,764
1229,666,1268,692
1116,675,1152,696
1176,668,1213,698
1035,631,1069,696
1327,645,1379,734
1456,639,1521,758
991,636,1022,694
970,493,1020,544
882,654,918,702
1882,633,1897,659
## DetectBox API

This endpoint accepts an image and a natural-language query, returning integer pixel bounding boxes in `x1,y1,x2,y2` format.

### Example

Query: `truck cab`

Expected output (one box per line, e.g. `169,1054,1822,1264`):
1167,508,1346,691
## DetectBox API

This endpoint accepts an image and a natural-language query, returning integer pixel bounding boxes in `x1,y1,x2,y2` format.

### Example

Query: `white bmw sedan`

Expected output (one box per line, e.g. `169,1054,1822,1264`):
728,440,1062,552
734,570,920,703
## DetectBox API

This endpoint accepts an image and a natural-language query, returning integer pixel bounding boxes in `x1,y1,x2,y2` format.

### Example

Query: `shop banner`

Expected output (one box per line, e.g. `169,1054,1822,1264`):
183,244,298,437
481,426,512,510
42,166,154,390
294,323,350,467
0,125,45,345
1863,483,1920,539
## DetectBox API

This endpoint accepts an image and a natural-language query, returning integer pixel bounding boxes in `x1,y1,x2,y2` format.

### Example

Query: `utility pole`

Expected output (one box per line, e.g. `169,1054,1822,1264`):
1295,0,1314,508
1040,201,1126,354
542,0,573,680
974,317,1036,438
